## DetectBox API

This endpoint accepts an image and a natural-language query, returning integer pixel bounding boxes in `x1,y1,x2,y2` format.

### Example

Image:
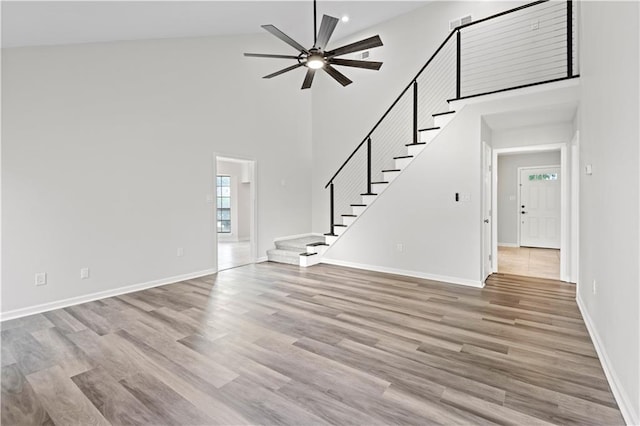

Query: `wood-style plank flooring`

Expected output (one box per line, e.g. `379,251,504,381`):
498,246,560,280
1,263,624,425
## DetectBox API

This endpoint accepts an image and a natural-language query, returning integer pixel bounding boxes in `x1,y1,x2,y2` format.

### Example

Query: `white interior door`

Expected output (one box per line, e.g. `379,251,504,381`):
482,142,493,281
519,166,561,248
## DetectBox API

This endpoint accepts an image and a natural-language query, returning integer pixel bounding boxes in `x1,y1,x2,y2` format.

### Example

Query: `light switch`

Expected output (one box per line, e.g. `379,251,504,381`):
585,164,593,175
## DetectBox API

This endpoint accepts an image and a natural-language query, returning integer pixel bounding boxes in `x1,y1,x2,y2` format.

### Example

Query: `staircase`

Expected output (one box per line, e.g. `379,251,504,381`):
266,235,328,267
266,0,578,267
266,109,457,266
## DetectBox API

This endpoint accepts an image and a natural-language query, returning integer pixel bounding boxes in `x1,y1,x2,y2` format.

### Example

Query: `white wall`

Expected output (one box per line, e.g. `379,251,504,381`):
323,82,580,286
577,2,640,424
492,122,574,149
1,33,312,315
497,151,561,245
311,1,527,233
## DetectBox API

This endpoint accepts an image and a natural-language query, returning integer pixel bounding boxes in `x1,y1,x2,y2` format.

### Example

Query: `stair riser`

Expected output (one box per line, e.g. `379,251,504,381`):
300,255,320,267
395,157,412,169
407,144,426,157
325,235,339,245
361,194,377,205
334,226,347,236
434,114,454,128
267,253,301,266
342,216,357,226
371,183,389,193
419,129,439,144
307,245,329,255
383,170,401,182
352,205,367,216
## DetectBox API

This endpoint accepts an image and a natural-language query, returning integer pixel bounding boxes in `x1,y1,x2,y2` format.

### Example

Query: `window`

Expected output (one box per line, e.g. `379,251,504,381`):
217,175,231,233
528,173,558,181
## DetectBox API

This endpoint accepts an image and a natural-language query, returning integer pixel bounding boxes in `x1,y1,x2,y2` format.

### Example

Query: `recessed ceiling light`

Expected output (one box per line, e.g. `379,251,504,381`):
341,15,350,23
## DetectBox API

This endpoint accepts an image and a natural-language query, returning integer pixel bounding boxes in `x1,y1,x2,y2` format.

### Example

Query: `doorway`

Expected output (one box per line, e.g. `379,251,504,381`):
215,156,256,271
492,145,568,281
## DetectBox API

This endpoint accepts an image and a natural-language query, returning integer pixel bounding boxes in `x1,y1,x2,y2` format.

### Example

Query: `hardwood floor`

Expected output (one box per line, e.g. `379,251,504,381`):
218,241,252,271
498,246,561,280
1,263,624,425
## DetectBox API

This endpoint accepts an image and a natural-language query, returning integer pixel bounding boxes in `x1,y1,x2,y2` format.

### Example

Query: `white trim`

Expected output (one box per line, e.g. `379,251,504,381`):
516,164,561,249
321,258,484,288
0,268,217,322
498,242,519,247
273,232,323,242
576,294,639,426
492,143,570,282
255,256,268,263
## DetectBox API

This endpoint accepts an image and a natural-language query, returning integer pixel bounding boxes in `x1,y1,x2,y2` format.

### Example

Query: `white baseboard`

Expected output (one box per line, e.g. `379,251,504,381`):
321,258,483,288
0,268,217,322
498,242,519,247
576,293,638,426
255,256,268,263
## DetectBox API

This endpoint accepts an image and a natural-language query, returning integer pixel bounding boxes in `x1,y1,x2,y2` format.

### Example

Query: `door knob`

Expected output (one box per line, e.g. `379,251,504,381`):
484,219,490,223
521,211,527,214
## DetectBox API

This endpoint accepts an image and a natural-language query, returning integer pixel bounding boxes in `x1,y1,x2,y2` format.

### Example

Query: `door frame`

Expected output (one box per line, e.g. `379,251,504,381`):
213,154,258,272
517,164,561,248
491,143,571,282
481,141,493,282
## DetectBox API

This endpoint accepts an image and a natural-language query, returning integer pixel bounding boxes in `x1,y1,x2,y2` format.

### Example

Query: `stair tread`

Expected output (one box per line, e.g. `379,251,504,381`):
382,169,401,172
274,235,326,251
324,232,338,236
432,110,455,117
307,242,329,247
371,181,389,184
299,252,318,257
393,155,413,159
342,214,357,217
405,142,427,146
351,204,367,207
419,126,441,131
334,224,347,228
361,193,378,196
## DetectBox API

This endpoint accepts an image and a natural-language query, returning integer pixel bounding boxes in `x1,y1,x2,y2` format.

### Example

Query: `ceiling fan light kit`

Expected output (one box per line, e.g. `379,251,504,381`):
244,0,384,89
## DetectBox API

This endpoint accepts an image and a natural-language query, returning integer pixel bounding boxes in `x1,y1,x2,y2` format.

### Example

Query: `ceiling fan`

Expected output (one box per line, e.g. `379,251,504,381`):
244,0,384,90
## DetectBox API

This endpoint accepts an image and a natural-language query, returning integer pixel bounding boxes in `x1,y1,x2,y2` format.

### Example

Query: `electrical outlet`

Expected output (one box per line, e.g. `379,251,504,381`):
80,268,90,279
35,272,47,286
396,243,404,252
177,247,184,257
592,279,597,295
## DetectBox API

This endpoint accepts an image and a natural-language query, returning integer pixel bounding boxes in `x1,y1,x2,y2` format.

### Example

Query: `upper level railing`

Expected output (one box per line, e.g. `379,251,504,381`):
324,0,578,234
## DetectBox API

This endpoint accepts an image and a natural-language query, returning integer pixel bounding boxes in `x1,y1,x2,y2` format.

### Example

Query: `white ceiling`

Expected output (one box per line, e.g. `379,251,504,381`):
1,1,430,49
483,102,578,131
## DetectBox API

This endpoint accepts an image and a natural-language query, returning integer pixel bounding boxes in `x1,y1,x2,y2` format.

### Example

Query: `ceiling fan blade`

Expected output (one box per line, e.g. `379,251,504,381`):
329,58,383,70
326,35,383,58
261,24,308,54
323,65,352,87
314,15,339,50
244,53,300,59
263,62,304,79
301,69,316,90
